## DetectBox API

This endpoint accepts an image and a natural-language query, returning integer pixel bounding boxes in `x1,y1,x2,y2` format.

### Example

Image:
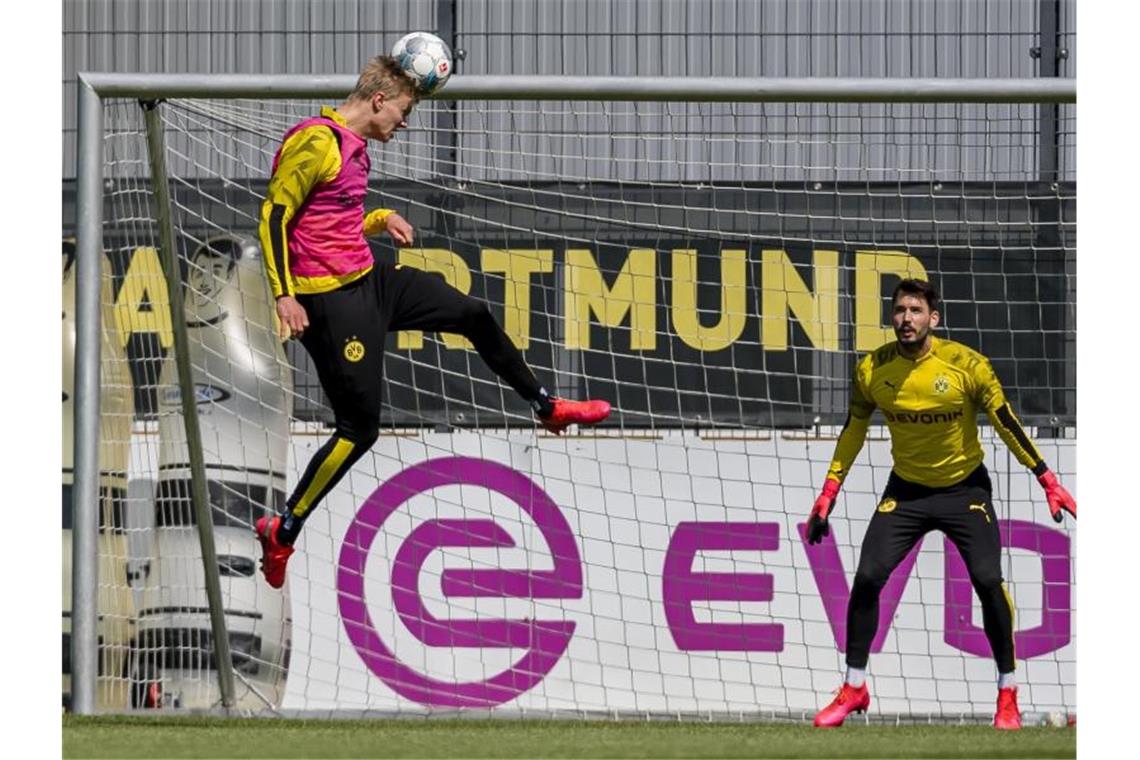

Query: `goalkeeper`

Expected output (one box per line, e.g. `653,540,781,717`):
807,278,1075,731
254,56,610,589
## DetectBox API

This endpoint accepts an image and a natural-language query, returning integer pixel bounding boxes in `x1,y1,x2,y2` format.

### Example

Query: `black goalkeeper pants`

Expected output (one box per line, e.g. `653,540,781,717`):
845,465,1016,674
278,262,545,541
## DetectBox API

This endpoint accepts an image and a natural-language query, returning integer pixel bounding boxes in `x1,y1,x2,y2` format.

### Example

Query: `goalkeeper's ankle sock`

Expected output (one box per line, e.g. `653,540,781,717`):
998,671,1017,690
531,387,555,418
845,667,867,688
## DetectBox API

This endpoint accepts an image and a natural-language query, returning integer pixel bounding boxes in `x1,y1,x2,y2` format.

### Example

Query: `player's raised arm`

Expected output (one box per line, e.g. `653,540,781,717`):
807,358,877,544
363,207,416,246
974,354,1077,522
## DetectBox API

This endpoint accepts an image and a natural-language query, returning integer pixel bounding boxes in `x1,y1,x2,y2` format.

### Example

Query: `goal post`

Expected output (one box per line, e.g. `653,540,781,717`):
140,99,237,710
71,74,1076,717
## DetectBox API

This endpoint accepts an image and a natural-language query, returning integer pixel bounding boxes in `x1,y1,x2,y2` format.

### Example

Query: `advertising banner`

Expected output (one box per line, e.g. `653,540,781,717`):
272,431,1075,716
65,178,1075,427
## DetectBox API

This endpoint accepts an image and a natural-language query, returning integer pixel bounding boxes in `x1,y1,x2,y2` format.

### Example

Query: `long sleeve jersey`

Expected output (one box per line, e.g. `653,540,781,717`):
826,336,1047,489
258,106,396,298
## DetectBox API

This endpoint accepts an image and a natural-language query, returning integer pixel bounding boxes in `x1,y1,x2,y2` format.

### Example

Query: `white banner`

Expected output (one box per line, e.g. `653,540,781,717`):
275,430,1075,716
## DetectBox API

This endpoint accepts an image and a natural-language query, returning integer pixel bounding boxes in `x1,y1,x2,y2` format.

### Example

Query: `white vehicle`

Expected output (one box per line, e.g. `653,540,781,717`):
130,236,294,709
130,510,290,709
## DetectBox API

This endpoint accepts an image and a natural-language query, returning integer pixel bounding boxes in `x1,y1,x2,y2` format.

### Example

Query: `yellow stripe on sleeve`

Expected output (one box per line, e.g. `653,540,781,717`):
363,208,397,236
989,402,1045,472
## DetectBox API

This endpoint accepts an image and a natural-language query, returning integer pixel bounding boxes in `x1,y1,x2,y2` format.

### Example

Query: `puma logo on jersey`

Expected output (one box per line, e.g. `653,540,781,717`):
969,503,991,523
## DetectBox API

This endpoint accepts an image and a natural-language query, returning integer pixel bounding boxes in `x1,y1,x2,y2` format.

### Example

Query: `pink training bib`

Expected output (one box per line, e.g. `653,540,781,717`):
272,116,373,281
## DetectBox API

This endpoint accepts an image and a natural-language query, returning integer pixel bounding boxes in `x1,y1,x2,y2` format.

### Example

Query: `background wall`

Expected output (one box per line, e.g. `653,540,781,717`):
62,0,1076,180
61,0,1078,428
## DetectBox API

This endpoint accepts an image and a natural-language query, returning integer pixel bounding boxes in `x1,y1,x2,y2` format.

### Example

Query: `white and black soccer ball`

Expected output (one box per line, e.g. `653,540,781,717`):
391,31,452,95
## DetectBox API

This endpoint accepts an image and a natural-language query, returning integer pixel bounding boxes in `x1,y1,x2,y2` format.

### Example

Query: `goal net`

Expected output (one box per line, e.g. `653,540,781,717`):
68,80,1075,720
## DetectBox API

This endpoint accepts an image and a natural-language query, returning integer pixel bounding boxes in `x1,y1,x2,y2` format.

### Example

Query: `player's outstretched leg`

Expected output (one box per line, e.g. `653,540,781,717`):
385,265,613,434
449,299,611,433
939,487,1020,730
813,682,871,727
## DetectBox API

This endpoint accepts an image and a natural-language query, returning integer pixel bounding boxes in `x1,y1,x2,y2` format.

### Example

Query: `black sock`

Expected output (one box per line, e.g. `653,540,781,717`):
275,510,303,546
531,387,554,417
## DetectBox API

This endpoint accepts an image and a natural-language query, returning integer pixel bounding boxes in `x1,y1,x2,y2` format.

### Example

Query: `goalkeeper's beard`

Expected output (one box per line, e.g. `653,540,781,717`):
895,323,929,348
893,325,930,357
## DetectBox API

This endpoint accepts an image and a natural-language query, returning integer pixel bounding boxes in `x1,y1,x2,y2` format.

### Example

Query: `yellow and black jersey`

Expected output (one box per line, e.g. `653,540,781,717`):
258,106,395,298
826,336,1046,488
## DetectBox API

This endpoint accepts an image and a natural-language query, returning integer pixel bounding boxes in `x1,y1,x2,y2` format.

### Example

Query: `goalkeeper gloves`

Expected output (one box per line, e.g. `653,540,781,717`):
1037,469,1076,523
807,479,842,544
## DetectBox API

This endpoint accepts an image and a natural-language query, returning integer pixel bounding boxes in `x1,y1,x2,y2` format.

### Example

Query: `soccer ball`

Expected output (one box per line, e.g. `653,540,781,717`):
391,31,452,95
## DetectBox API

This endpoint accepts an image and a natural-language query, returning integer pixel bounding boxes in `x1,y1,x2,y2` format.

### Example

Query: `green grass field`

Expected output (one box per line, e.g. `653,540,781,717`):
63,716,1075,759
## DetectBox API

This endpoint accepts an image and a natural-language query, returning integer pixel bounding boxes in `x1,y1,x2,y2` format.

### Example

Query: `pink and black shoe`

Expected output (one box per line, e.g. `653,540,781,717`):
255,515,294,589
993,687,1022,730
813,683,871,728
537,398,611,435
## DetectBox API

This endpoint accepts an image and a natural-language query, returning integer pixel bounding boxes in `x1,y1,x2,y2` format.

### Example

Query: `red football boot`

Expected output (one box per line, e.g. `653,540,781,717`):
813,683,871,728
255,515,294,589
994,686,1022,730
537,398,611,435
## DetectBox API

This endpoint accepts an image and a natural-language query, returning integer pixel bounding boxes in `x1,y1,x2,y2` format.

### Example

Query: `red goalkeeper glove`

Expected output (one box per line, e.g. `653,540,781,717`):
1037,469,1076,523
807,479,841,544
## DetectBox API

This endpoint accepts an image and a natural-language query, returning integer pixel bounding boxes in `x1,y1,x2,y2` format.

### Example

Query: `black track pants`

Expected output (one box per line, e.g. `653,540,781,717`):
845,466,1015,674
279,263,545,541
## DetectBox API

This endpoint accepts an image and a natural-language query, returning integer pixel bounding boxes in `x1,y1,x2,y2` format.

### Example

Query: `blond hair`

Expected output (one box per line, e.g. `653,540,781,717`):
348,55,418,102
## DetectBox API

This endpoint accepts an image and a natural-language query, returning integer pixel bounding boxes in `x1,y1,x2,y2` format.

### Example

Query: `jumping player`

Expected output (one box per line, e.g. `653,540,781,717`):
255,56,610,589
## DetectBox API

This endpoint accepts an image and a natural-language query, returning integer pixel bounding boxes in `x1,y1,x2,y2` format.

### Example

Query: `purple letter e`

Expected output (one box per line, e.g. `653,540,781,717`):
663,522,783,651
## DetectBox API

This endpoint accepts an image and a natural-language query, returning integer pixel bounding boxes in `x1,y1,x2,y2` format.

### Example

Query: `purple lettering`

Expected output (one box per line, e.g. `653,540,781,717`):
338,456,583,707
662,522,783,651
943,519,1071,658
391,518,579,648
798,523,924,652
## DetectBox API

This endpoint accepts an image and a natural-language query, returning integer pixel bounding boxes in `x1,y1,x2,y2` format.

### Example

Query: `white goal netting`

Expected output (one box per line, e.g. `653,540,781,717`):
66,91,1075,720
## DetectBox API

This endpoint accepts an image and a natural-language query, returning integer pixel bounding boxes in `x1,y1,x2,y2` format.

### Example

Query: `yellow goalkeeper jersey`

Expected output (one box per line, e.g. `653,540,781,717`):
826,336,1046,488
